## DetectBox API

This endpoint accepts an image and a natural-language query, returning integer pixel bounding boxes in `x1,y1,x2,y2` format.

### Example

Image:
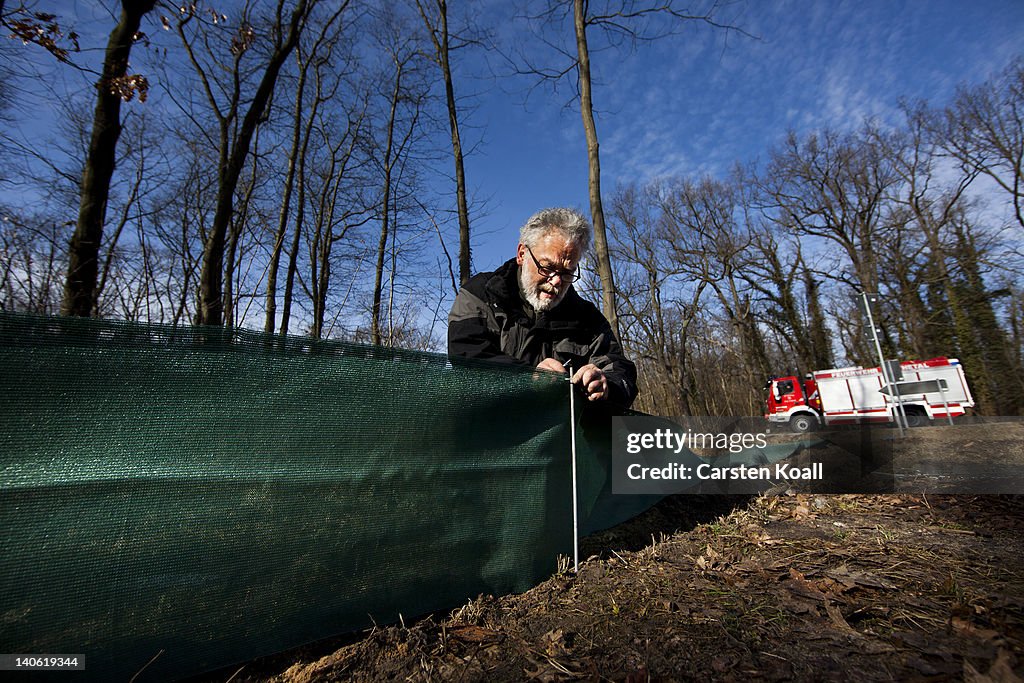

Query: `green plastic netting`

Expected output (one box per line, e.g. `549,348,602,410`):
0,312,655,681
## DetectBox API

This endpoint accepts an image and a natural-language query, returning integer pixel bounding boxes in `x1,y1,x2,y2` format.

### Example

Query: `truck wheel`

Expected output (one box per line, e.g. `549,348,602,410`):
903,409,929,428
790,414,816,433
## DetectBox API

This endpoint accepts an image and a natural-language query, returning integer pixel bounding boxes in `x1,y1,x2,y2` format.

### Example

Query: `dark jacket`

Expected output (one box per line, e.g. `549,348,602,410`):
448,259,638,408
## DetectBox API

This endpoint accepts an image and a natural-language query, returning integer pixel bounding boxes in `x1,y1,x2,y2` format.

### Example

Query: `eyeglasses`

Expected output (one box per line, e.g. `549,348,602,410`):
525,246,581,283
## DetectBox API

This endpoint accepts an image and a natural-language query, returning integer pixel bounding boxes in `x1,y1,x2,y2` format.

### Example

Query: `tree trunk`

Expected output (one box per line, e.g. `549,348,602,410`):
371,62,403,347
94,159,145,314
436,1,471,285
196,0,310,326
62,0,155,317
280,137,308,336
802,261,832,370
223,145,260,329
265,3,349,333
573,0,618,336
266,55,308,334
414,0,472,288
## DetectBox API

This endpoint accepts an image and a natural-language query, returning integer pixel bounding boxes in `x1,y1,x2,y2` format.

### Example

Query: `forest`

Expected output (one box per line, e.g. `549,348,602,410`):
1,1,1022,417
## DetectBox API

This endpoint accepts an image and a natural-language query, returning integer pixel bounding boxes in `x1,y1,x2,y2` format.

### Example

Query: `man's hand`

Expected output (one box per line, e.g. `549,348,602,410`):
536,357,567,373
571,363,609,401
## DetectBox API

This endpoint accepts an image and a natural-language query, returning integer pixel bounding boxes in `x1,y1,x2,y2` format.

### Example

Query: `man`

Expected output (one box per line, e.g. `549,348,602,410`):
448,207,638,408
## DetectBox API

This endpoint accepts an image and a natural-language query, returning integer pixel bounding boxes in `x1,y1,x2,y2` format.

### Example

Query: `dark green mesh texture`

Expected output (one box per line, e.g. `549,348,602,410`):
0,313,650,681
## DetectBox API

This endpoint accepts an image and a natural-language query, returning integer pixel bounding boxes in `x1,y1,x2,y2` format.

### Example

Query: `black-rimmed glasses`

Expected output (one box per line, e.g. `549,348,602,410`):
525,246,581,283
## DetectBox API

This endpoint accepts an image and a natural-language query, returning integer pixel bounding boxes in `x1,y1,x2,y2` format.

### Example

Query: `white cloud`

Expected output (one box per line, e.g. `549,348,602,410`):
575,0,1024,192
467,0,1024,265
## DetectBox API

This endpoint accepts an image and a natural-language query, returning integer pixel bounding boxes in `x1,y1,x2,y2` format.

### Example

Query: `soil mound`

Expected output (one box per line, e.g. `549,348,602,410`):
249,493,1024,681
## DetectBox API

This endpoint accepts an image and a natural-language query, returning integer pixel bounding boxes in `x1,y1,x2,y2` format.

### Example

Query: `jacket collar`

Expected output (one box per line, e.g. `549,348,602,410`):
486,258,582,318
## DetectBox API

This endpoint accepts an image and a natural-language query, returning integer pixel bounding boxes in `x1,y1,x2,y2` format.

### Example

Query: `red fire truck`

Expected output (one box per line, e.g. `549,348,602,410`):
764,357,975,432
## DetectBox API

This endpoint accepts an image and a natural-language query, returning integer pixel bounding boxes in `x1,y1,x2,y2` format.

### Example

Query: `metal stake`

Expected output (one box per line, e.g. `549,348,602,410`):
564,360,579,573
938,380,954,426
861,292,905,435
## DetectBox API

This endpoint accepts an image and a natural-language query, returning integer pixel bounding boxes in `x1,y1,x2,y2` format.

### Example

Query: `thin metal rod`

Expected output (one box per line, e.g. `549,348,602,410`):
863,292,905,435
565,361,579,573
939,380,954,426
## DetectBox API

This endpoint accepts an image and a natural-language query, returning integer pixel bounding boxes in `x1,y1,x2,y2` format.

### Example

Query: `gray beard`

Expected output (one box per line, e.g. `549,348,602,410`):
519,266,567,312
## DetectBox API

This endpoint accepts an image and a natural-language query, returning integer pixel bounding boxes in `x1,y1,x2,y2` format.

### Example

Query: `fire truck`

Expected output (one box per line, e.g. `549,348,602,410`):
764,357,975,432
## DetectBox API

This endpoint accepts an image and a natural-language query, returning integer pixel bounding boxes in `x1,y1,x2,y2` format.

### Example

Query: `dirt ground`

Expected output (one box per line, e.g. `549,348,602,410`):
213,423,1024,682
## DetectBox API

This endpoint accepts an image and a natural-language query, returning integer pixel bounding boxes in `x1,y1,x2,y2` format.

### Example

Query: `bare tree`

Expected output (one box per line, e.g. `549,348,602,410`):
264,49,309,334
368,8,430,346
92,112,164,315
513,0,747,336
415,0,477,286
1,208,65,313
869,107,1024,414
932,57,1024,232
570,0,618,333
609,182,706,414
308,105,373,339
176,0,315,326
61,0,155,317
264,1,352,334
660,176,772,389
742,223,833,374
760,127,901,363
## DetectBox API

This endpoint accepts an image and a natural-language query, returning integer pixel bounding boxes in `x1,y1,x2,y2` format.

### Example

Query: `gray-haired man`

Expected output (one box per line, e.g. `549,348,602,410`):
447,207,638,408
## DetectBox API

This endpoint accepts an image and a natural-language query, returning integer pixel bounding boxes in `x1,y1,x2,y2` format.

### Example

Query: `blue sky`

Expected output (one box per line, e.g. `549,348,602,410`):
3,0,1023,319
463,0,1024,272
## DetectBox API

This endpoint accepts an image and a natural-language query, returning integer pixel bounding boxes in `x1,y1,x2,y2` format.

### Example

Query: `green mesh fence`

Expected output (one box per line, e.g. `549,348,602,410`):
0,312,654,681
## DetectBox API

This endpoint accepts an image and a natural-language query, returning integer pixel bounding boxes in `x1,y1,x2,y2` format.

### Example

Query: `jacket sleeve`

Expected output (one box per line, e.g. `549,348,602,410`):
447,288,529,366
587,315,639,409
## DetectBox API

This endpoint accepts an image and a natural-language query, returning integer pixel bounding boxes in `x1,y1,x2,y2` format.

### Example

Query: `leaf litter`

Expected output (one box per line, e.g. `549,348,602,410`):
198,492,1024,682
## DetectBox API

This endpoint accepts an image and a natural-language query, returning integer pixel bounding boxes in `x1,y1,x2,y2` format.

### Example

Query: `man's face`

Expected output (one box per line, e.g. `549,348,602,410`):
516,232,581,312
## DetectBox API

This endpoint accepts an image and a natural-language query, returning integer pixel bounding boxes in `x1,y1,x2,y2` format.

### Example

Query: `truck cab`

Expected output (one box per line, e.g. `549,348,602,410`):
764,375,821,432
